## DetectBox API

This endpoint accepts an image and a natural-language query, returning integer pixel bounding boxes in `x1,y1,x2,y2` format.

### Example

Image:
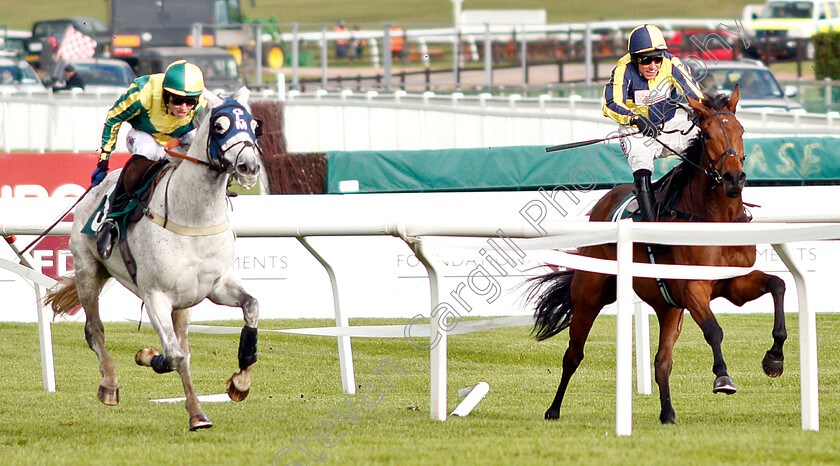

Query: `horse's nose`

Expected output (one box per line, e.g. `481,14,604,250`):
721,170,746,197
735,170,746,187
722,170,745,185
237,157,260,176
237,162,257,175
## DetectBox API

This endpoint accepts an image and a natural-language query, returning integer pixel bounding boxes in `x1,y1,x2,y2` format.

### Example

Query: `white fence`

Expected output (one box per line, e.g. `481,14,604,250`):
0,89,130,153
1,193,839,435
282,90,840,152
4,89,840,153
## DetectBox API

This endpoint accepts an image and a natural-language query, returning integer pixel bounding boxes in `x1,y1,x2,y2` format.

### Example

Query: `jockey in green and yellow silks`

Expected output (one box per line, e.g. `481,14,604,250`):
91,60,206,259
96,60,206,164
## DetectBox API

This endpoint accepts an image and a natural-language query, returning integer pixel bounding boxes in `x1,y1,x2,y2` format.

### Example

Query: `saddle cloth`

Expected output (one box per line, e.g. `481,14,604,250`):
81,163,169,237
609,193,643,222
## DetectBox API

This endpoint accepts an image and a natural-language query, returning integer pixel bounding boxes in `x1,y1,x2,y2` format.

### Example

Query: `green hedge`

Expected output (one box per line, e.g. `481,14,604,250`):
813,31,840,79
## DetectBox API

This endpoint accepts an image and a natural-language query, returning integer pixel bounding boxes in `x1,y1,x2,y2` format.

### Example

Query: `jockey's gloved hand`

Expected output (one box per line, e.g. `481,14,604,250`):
91,158,109,187
632,115,660,138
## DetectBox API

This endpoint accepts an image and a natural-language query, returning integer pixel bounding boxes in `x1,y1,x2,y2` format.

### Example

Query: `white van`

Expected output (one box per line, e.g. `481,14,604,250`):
744,0,840,59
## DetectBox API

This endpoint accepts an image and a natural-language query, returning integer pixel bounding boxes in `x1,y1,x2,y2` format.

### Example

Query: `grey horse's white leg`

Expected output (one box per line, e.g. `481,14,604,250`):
134,292,206,429
134,292,185,371
75,252,119,405
209,274,260,401
173,306,211,430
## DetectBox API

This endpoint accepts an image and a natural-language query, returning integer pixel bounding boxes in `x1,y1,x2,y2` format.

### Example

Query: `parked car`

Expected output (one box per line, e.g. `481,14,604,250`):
689,59,804,112
24,17,110,69
0,28,32,60
44,58,135,94
667,29,740,61
127,46,243,92
0,57,44,91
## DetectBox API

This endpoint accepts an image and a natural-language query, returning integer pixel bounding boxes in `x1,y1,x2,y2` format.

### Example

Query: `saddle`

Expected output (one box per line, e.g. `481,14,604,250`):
82,163,172,282
609,169,680,222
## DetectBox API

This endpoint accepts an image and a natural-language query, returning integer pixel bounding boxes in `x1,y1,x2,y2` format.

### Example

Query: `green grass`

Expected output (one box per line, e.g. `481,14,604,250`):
3,314,840,464
5,1,764,32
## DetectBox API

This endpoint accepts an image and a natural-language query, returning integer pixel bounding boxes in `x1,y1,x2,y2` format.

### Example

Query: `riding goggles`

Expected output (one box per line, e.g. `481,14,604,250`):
170,95,199,106
638,56,664,65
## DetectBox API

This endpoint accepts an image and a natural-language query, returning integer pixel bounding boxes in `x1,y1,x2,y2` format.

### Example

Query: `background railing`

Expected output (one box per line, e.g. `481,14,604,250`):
4,88,840,153
243,18,818,92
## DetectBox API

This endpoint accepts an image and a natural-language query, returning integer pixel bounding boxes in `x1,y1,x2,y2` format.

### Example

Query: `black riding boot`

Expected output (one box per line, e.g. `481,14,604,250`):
633,169,657,222
96,179,126,260
96,160,133,260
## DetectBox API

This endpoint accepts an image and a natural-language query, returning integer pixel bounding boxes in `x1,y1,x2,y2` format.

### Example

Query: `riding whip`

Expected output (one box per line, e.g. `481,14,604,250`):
17,186,92,256
545,132,639,152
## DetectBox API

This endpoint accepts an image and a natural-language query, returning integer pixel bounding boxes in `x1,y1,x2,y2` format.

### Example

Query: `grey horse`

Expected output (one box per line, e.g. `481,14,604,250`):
46,87,262,431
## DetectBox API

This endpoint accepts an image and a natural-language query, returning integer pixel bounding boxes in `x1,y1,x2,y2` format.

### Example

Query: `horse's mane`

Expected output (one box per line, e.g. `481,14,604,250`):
653,91,732,198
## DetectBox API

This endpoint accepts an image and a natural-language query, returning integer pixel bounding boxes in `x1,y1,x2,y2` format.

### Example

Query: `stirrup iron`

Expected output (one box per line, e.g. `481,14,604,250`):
96,219,118,260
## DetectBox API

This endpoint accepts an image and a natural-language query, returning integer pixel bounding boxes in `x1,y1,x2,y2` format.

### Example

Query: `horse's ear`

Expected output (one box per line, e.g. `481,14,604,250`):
194,90,220,125
687,95,710,120
202,89,223,107
233,86,251,106
726,84,740,113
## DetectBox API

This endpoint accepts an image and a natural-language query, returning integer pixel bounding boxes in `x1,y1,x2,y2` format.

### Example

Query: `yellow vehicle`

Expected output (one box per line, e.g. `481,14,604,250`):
110,0,285,71
744,0,840,59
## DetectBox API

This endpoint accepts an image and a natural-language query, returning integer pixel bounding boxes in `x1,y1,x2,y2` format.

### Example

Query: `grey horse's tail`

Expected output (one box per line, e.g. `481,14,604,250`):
44,276,80,316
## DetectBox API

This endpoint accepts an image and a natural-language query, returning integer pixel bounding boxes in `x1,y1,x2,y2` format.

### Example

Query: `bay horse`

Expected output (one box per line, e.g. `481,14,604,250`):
527,86,787,424
45,87,262,431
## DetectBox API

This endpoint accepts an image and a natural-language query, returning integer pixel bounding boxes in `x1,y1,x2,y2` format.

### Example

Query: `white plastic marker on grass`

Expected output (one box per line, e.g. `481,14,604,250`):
151,393,232,403
451,382,490,417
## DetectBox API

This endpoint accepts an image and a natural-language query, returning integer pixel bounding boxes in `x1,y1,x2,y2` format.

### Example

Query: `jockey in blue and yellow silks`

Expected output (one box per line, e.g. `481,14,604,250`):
603,24,704,222
91,60,206,259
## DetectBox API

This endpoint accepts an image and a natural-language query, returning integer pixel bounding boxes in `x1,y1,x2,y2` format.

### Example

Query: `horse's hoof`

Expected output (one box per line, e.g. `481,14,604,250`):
226,376,250,402
659,413,676,424
189,413,213,431
98,385,119,406
544,409,560,420
762,352,784,378
135,347,160,366
713,375,737,394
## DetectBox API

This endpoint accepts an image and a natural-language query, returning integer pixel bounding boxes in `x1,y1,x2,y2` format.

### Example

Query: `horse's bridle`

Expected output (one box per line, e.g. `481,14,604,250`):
698,110,744,186
205,99,263,174
206,136,263,174
164,137,262,174
164,101,262,175
656,109,743,187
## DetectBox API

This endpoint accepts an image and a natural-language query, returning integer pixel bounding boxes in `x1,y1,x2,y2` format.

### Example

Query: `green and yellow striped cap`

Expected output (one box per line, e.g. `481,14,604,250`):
163,60,204,97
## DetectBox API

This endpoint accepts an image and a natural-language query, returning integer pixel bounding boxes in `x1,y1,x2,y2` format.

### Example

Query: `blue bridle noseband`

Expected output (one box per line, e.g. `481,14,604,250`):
206,98,263,173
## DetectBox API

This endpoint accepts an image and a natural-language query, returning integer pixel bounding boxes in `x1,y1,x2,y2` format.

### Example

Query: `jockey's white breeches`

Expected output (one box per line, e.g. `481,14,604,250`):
619,112,699,173
126,128,197,162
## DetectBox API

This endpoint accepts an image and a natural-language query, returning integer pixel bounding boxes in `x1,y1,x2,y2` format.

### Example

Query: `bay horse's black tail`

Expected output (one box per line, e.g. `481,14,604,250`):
527,269,575,341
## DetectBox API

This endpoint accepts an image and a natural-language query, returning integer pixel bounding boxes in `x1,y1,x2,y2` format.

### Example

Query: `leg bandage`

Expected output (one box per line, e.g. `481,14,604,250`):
238,326,258,370
151,354,175,374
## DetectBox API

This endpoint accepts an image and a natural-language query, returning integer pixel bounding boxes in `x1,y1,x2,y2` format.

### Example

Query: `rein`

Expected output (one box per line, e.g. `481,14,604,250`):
164,147,216,170
652,110,742,187
152,149,231,237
